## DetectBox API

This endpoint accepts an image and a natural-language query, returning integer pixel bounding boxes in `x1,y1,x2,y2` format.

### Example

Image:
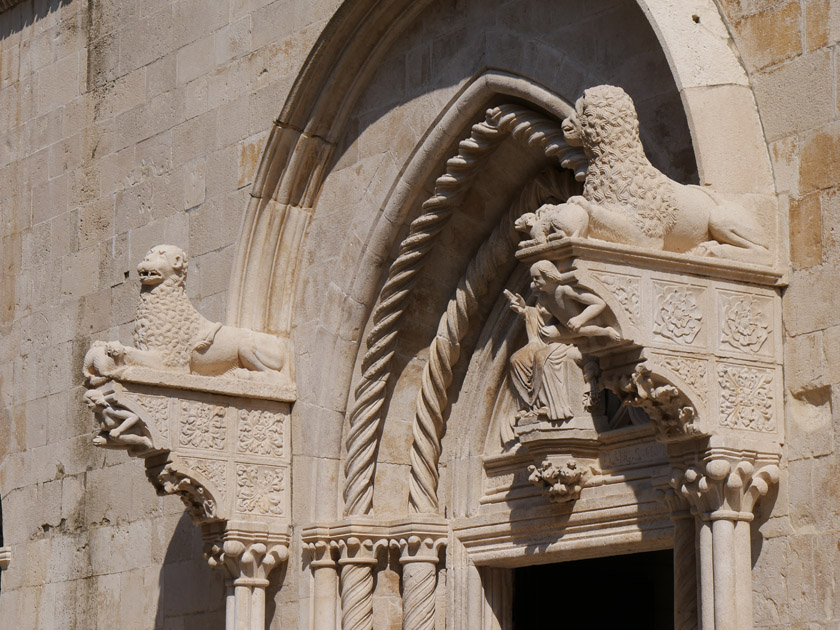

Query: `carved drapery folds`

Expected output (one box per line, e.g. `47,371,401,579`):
82,246,294,630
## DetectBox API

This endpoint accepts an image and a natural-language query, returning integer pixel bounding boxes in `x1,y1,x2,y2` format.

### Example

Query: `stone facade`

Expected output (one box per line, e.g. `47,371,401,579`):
0,1,838,629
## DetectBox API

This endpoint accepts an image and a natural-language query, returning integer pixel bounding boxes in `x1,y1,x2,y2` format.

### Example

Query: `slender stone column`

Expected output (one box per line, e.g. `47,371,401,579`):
676,458,779,630
697,519,715,630
205,530,289,630
392,531,447,630
307,540,338,630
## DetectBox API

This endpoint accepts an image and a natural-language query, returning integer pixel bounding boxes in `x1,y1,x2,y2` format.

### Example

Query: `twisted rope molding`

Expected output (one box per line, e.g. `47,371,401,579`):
343,103,586,516
407,169,579,514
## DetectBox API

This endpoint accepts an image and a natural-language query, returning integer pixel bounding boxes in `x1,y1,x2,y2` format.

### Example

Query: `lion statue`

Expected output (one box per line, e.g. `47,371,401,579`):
83,245,289,384
521,85,771,264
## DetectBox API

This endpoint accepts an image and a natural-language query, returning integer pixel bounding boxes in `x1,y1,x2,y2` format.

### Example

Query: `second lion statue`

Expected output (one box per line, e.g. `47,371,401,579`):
519,85,772,265
84,245,289,384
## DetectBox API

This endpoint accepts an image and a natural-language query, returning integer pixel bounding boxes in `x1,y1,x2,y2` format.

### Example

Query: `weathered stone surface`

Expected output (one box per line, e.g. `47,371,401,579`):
0,0,837,628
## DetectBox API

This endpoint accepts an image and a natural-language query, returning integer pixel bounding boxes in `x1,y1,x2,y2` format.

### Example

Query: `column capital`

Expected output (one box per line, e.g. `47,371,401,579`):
204,522,290,585
672,456,780,521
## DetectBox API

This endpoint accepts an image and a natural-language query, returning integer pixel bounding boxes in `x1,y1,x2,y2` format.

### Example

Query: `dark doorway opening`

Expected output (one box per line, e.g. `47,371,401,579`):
512,549,674,629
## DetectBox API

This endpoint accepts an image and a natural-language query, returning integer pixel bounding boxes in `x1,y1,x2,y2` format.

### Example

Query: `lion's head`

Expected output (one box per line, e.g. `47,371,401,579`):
561,85,674,239
561,85,641,154
137,245,188,287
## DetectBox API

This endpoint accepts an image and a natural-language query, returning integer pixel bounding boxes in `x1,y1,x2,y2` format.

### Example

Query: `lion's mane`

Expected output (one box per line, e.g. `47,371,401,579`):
133,266,204,369
578,85,676,238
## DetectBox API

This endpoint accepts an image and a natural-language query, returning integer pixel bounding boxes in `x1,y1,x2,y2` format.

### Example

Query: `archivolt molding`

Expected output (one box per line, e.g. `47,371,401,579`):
407,169,580,515
343,103,586,517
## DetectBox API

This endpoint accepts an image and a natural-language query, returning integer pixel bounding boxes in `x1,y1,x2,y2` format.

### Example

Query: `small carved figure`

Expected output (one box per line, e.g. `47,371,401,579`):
505,262,620,422
83,245,290,384
505,288,580,422
524,85,771,264
529,261,621,343
84,389,153,450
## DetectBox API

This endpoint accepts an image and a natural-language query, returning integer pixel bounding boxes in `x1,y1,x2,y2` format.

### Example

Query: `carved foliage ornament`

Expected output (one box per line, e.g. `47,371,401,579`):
593,272,640,325
236,464,285,516
180,401,226,450
237,409,284,456
152,461,221,523
717,364,775,432
607,364,698,440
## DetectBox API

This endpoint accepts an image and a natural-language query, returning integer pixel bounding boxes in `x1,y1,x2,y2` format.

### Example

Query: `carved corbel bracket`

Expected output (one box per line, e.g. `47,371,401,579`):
514,238,784,453
527,457,586,503
83,355,294,630
0,546,10,571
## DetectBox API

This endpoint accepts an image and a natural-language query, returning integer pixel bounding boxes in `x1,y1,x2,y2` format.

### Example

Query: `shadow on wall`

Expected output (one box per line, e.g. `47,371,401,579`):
155,512,226,630
0,0,74,38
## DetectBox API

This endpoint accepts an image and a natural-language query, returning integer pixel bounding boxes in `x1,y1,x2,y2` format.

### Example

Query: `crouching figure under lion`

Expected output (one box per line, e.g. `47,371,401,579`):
517,85,772,265
84,244,289,385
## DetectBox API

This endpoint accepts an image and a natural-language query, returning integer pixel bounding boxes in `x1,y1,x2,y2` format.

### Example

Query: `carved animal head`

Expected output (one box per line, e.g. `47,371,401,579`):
514,212,537,234
137,245,188,287
561,85,640,153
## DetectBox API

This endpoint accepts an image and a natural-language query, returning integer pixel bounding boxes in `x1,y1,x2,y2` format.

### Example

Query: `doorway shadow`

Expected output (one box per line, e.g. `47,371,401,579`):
154,511,226,630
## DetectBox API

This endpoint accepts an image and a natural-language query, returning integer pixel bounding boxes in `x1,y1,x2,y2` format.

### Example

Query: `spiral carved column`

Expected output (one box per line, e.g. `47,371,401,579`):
336,536,387,630
392,523,448,630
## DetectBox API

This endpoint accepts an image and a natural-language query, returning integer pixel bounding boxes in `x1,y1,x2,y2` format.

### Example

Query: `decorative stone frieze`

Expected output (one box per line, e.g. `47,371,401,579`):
82,246,295,630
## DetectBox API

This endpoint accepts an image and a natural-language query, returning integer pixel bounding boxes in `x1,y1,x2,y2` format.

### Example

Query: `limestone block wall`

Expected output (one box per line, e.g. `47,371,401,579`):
0,0,838,629
0,0,335,627
715,1,840,628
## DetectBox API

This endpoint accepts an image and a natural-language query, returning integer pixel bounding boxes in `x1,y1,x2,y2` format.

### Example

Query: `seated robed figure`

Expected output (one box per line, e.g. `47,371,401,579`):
507,261,620,422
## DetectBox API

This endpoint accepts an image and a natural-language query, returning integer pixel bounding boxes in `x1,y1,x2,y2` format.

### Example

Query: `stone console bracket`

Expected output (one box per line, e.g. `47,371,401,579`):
515,237,784,453
84,368,294,630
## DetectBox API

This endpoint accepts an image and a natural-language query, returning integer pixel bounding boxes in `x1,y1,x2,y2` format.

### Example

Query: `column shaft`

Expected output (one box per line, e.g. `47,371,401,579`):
401,561,437,630
340,562,375,630
673,514,698,630
313,564,338,630
711,518,736,630
733,520,753,630
698,519,715,630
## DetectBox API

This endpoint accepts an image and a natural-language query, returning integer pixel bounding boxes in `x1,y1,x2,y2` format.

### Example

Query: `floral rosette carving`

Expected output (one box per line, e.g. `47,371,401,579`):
238,409,284,456
236,464,285,516
718,364,774,431
721,295,769,352
655,286,703,344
